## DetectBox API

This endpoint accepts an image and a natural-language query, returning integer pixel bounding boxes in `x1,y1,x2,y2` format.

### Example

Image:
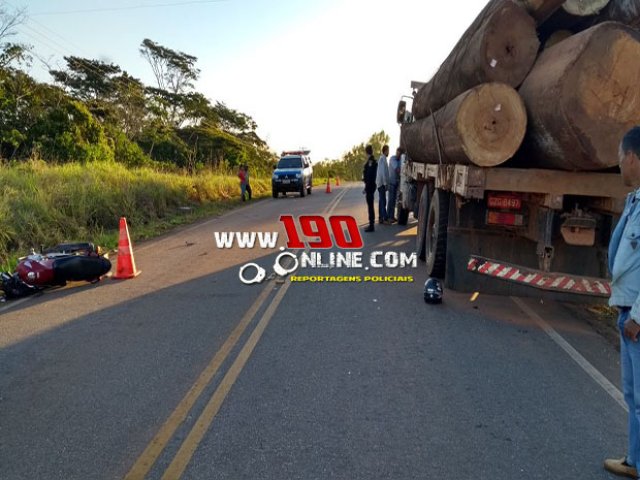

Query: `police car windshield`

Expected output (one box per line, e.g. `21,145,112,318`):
277,157,302,169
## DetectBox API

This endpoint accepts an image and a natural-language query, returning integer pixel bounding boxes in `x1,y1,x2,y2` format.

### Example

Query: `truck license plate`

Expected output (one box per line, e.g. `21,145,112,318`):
487,195,521,210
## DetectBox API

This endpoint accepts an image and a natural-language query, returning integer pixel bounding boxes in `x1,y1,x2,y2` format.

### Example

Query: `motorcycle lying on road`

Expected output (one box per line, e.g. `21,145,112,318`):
1,242,112,300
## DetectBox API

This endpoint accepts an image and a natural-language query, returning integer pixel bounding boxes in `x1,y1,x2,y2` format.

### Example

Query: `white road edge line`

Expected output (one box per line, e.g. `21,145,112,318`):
0,296,32,314
511,296,627,412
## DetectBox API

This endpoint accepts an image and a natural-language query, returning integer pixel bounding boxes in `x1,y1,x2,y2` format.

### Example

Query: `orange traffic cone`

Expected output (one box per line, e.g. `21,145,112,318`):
325,178,332,194
336,176,340,186
113,217,141,279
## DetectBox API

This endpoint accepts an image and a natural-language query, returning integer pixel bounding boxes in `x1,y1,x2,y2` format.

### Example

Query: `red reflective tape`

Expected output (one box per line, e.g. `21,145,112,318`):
486,263,502,275
478,262,494,274
508,270,522,280
536,277,549,287
597,282,611,295
497,267,512,278
491,264,506,277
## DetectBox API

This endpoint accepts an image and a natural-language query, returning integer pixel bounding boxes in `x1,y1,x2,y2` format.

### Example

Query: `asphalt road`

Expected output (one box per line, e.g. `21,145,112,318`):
0,184,628,480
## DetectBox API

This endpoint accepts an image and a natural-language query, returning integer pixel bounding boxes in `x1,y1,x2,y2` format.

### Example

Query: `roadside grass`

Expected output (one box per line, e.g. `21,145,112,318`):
0,160,269,271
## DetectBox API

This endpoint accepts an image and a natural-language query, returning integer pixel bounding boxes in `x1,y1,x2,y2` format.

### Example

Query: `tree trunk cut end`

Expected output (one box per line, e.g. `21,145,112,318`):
563,0,610,16
458,83,527,167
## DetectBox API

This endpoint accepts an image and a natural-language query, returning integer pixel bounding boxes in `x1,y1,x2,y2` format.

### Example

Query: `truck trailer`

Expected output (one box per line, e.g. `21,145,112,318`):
396,76,630,299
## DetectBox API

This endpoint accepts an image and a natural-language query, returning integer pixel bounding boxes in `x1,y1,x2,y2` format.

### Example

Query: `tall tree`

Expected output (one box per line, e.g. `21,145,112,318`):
111,72,147,138
0,2,27,69
214,101,257,134
140,38,199,95
140,39,203,127
49,56,122,102
319,131,390,181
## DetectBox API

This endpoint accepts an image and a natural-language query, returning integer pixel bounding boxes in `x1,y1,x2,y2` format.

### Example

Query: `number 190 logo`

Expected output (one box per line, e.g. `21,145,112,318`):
279,215,363,249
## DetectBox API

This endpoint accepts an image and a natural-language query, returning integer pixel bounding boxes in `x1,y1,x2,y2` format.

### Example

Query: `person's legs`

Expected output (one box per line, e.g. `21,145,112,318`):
607,308,640,478
240,183,246,201
246,183,252,200
366,190,375,230
387,183,398,220
378,186,387,223
620,308,640,471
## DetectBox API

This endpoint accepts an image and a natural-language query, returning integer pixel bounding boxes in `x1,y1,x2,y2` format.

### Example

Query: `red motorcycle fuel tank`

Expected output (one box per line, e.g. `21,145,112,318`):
16,256,56,286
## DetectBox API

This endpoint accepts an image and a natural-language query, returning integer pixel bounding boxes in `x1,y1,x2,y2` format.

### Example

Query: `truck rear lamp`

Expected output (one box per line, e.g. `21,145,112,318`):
486,211,525,226
487,194,522,210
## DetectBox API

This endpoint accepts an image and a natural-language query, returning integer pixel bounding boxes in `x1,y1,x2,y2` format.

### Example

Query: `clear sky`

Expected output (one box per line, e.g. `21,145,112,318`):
8,0,488,162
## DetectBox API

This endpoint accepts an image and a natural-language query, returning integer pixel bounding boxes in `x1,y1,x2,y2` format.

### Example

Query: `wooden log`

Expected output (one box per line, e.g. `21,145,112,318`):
563,0,610,15
518,0,568,23
593,0,640,27
401,83,526,167
544,29,573,48
539,1,640,45
411,0,538,120
518,22,640,171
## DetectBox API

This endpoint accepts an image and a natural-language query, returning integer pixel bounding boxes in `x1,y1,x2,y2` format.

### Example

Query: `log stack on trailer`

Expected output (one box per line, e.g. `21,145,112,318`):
397,0,640,298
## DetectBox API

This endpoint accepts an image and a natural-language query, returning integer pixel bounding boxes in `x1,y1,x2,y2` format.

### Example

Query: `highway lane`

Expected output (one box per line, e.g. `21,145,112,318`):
0,184,628,479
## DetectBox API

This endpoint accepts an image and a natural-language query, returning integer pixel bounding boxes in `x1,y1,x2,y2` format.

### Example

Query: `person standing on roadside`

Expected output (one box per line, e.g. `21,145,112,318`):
362,144,378,232
387,147,402,223
243,164,252,200
376,144,390,224
237,165,247,201
604,126,640,479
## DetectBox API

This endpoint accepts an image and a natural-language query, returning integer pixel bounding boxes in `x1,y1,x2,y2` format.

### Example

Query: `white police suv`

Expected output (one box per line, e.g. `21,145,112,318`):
272,150,313,198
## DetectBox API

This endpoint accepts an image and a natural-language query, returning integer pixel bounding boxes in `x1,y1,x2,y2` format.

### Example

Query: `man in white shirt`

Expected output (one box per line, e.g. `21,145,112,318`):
387,147,402,223
376,145,390,224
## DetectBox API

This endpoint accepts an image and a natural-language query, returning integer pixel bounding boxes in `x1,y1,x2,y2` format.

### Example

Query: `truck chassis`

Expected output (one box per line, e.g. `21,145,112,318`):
398,162,629,298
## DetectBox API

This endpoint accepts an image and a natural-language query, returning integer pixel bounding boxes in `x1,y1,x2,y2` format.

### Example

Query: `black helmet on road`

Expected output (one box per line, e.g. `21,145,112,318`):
423,277,443,304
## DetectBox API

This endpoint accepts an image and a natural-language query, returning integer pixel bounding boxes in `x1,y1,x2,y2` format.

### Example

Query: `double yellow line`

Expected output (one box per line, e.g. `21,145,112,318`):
125,186,350,479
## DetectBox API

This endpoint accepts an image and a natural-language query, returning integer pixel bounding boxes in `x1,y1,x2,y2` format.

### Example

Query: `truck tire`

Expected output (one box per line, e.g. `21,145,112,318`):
300,184,306,197
272,189,278,198
415,187,430,261
398,206,409,226
425,189,450,279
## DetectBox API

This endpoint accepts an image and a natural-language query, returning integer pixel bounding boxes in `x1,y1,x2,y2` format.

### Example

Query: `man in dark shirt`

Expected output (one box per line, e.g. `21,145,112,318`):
362,144,378,232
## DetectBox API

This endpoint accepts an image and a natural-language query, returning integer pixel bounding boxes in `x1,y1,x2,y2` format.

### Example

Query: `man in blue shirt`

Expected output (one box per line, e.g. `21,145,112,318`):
605,126,640,479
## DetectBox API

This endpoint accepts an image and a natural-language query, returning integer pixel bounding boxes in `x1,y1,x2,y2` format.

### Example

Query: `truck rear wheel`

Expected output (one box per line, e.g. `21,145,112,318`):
426,189,450,278
415,186,430,260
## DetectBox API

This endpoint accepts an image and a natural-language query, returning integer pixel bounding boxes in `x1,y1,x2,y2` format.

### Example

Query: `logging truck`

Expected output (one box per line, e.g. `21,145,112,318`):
394,0,640,298
397,79,630,300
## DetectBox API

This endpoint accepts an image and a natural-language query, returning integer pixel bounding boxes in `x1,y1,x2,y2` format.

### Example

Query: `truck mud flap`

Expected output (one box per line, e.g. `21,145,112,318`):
467,255,611,297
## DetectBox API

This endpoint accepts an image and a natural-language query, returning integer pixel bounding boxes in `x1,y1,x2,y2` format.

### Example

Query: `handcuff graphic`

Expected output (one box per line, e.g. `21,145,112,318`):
238,248,299,285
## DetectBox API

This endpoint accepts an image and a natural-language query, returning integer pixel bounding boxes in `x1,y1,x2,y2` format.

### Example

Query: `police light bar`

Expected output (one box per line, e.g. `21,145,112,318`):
282,150,311,156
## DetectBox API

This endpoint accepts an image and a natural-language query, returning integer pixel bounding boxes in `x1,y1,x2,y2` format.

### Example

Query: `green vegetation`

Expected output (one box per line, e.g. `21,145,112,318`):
0,5,391,270
0,161,269,269
313,131,390,181
0,4,276,268
0,5,276,175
